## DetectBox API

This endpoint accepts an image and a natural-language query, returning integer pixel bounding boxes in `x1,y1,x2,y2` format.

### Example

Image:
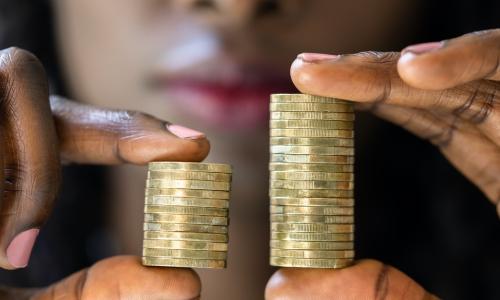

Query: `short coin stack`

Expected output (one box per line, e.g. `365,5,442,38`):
269,94,355,268
142,162,232,269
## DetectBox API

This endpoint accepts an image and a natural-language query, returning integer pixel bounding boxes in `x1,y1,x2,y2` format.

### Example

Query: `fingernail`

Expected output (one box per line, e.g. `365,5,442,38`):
402,41,443,55
297,53,339,63
6,228,39,268
167,124,205,139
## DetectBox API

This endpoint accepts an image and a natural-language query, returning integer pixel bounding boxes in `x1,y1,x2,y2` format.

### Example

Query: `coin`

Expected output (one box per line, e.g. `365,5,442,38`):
270,120,354,130
271,111,355,121
144,222,228,234
270,145,355,156
271,171,354,181
270,154,354,164
269,257,352,268
269,162,354,173
144,213,228,226
271,223,354,233
270,197,354,207
270,188,354,198
270,240,354,250
142,257,226,269
271,180,354,190
146,179,231,191
145,188,230,199
144,205,228,217
270,249,355,259
270,137,354,147
148,171,231,182
149,162,232,173
144,231,228,242
143,239,228,251
270,205,354,215
143,248,227,260
145,195,229,208
271,94,350,104
271,232,354,241
270,129,354,138
270,103,353,113
270,214,354,224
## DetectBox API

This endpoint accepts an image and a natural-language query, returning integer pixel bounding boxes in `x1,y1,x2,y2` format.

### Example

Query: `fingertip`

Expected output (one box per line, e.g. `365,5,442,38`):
290,57,317,95
397,52,449,90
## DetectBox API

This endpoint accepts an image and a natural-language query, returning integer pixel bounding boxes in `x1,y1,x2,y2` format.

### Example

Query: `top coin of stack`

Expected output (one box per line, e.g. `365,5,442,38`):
269,94,355,269
142,162,232,269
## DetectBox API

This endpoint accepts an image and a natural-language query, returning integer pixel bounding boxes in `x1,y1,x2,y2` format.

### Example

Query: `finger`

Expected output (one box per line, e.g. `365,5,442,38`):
290,51,500,144
32,256,201,300
398,29,500,90
0,48,60,270
50,96,210,165
265,259,439,300
366,103,500,210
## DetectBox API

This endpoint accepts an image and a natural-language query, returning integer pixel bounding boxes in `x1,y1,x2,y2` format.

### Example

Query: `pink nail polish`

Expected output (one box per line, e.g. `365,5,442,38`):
167,124,205,139
402,41,443,55
6,228,39,268
297,53,339,63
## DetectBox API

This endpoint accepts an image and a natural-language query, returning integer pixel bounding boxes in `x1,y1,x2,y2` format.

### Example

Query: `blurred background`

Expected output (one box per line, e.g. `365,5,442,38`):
0,0,499,299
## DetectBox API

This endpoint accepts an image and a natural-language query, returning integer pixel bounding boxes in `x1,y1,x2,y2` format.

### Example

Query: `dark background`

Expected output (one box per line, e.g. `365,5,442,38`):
0,0,499,299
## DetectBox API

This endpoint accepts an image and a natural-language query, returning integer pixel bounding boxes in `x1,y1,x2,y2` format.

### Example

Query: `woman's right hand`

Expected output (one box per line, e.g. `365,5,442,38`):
0,47,209,298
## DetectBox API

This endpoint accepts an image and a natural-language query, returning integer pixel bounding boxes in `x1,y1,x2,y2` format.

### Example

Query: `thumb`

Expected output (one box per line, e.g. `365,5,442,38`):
266,259,440,300
50,95,210,165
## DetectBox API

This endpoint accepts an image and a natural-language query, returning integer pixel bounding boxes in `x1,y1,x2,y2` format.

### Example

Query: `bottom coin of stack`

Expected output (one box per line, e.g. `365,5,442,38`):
269,94,355,268
142,162,232,269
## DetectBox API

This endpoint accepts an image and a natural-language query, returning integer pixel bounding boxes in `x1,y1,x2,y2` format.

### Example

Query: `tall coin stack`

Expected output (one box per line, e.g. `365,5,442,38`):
142,162,232,269
269,94,355,268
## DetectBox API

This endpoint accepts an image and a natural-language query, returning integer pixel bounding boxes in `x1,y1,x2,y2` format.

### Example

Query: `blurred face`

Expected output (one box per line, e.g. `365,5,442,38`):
51,0,416,133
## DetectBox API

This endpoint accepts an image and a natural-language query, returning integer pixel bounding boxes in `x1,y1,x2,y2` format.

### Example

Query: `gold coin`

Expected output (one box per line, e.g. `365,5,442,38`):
270,249,355,259
270,205,354,215
270,137,354,147
271,223,354,233
271,197,354,207
144,213,228,226
270,240,354,250
269,257,352,268
271,232,354,241
270,145,354,156
270,103,353,113
143,239,228,251
149,162,232,173
270,188,354,198
271,111,355,121
271,171,353,181
269,162,354,173
144,222,228,234
270,154,354,164
148,171,231,182
145,195,229,208
142,257,226,269
270,94,349,104
145,188,230,199
144,205,228,217
143,248,227,260
146,179,231,191
270,129,354,138
270,214,354,224
270,120,354,130
144,231,228,242
271,180,354,190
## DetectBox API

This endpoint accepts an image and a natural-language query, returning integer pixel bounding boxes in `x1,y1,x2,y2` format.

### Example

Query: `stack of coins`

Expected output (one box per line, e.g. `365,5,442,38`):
269,94,355,268
142,162,232,269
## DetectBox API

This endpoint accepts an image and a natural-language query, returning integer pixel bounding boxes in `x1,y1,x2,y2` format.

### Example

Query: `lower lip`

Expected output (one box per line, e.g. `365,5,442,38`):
166,81,295,130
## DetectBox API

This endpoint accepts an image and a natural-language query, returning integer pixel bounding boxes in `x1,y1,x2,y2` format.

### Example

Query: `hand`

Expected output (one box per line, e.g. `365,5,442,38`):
0,47,209,297
291,29,500,216
1,256,201,300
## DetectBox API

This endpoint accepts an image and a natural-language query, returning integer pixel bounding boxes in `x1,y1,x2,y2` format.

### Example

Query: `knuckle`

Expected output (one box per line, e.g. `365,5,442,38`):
349,51,400,66
453,81,498,123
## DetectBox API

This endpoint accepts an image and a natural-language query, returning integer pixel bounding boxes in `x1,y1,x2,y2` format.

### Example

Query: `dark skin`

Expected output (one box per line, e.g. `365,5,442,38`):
0,29,499,299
